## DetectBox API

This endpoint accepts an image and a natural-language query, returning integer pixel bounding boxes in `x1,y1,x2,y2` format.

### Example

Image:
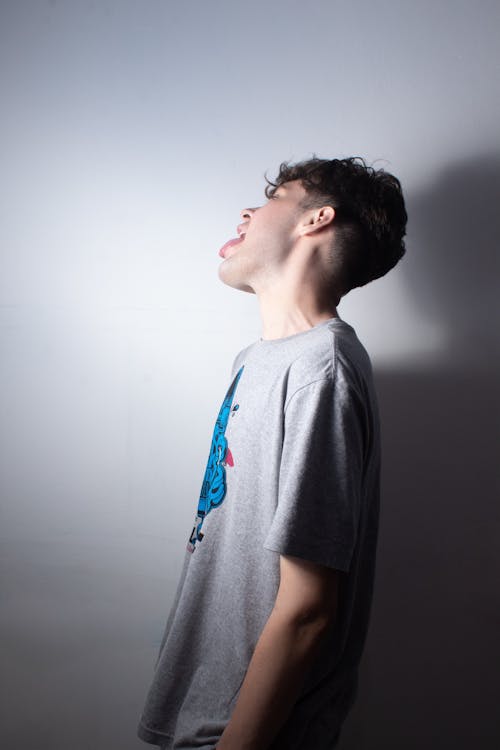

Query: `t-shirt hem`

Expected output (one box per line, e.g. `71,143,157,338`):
262,540,352,573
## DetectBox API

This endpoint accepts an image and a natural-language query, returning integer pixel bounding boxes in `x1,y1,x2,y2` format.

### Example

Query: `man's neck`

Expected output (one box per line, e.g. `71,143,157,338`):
257,289,338,341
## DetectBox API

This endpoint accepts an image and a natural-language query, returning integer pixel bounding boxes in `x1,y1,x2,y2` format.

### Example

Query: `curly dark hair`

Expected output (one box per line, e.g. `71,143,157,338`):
264,156,407,294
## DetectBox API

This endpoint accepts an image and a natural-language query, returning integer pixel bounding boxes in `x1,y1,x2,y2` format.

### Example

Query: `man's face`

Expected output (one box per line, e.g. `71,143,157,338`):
217,179,310,294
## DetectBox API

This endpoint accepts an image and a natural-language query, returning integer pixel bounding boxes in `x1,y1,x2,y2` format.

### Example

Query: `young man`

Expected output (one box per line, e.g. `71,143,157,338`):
137,157,407,750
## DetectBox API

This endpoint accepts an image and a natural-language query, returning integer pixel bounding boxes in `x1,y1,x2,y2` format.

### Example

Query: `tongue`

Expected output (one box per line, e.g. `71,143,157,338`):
219,236,243,258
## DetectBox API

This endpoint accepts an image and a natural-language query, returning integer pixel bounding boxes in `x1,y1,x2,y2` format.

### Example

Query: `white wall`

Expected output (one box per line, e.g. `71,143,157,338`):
1,1,498,748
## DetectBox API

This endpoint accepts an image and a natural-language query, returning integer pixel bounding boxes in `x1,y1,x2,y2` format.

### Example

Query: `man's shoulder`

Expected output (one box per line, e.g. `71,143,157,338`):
287,320,372,394
227,319,373,397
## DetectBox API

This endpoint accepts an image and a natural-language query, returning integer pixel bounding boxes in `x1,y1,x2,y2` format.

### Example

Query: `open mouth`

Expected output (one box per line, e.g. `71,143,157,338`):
218,233,246,258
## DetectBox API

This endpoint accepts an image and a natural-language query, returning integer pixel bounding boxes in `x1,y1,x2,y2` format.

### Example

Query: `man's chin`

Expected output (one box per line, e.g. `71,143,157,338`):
217,265,255,294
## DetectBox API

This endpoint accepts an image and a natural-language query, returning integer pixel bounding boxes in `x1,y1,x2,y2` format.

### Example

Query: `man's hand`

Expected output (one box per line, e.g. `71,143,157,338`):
215,553,340,750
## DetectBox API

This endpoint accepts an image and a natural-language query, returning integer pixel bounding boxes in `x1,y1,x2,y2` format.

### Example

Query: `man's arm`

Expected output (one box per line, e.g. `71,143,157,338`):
216,553,340,750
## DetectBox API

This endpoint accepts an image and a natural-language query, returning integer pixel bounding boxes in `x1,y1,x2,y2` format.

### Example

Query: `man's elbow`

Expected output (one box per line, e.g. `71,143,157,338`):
273,601,338,636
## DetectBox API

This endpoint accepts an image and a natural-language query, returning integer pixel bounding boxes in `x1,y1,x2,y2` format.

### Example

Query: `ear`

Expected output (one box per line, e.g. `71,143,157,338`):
298,205,336,237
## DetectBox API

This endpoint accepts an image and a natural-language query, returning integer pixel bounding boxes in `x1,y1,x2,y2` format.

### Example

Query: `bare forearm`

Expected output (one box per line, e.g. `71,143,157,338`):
216,609,331,750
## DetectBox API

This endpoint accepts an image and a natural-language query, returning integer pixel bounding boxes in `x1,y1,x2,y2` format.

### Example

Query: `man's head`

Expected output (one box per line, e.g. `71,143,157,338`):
264,156,408,296
217,156,407,301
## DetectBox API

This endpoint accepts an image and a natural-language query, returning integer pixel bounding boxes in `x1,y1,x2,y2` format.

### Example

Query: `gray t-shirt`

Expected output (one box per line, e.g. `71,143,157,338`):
137,316,381,749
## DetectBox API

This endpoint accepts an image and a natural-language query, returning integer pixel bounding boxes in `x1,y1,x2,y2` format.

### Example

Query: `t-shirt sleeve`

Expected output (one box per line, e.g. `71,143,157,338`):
263,371,366,572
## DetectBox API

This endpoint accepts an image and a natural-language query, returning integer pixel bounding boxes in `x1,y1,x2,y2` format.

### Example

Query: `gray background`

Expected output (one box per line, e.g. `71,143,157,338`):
1,1,499,748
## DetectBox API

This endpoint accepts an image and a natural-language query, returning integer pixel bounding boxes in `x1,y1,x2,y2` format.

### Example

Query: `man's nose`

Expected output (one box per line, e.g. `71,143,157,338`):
240,207,257,220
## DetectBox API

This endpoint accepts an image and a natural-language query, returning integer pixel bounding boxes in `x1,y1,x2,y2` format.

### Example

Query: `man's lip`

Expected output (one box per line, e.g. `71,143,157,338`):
219,236,244,258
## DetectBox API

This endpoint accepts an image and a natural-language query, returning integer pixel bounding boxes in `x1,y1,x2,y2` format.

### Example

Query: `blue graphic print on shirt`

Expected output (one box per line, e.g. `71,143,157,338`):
187,365,244,552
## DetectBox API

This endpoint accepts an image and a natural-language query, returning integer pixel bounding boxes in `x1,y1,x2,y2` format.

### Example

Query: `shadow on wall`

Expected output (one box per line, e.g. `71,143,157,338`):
404,152,499,366
338,154,500,750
